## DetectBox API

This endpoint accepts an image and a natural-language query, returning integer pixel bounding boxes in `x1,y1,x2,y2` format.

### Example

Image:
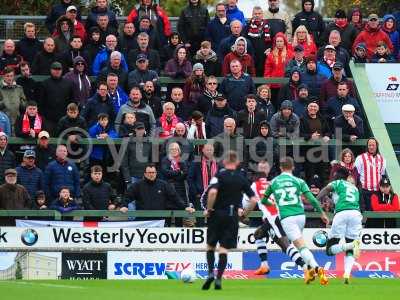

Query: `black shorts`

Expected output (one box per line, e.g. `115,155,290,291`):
258,216,286,241
207,212,239,249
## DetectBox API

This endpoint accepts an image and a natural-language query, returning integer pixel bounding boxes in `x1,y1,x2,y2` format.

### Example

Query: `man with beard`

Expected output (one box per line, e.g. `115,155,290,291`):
115,86,156,135
142,80,162,119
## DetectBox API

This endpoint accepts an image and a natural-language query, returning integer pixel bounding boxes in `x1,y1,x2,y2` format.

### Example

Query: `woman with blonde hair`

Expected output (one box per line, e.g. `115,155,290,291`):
292,25,317,57
264,32,294,107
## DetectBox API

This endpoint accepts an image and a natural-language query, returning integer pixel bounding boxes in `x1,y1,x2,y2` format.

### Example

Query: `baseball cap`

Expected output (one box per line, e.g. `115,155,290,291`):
335,9,346,19
4,169,17,176
368,14,379,21
215,95,227,101
38,131,50,139
136,54,148,63
332,62,344,70
66,5,77,12
294,44,304,52
324,45,336,51
379,177,391,186
50,61,63,70
355,43,367,51
342,104,355,112
24,149,36,158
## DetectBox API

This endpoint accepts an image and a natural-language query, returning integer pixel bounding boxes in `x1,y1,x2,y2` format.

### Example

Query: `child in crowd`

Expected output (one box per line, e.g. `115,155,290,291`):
371,42,396,63
34,190,47,210
352,43,368,63
50,187,79,213
118,112,136,138
89,113,117,168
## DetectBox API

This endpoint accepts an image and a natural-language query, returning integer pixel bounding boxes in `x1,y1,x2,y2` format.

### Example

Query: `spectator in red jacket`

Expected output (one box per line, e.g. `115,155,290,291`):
371,177,399,212
369,177,399,228
352,13,394,59
127,0,172,45
222,36,256,76
65,5,86,43
292,25,317,57
264,32,294,107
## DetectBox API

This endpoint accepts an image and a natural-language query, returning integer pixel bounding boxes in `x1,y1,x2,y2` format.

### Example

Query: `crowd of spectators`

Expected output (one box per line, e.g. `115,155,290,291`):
0,0,399,226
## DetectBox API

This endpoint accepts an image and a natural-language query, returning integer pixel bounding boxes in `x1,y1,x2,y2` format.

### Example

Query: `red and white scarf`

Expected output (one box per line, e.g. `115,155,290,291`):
171,157,181,171
22,112,42,135
201,157,217,189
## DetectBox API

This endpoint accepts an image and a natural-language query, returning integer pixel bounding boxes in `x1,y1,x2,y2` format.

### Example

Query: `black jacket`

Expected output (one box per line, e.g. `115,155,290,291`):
82,93,116,127
127,48,161,73
34,145,56,172
97,64,128,90
118,34,139,57
0,148,16,184
321,23,358,52
82,180,116,210
292,0,325,46
300,113,331,140
142,94,163,119
334,114,364,141
56,115,87,137
123,178,186,210
31,50,57,75
121,138,152,181
16,36,43,64
237,109,268,139
178,1,210,43
16,76,40,102
197,91,220,116
39,76,74,123
160,157,189,205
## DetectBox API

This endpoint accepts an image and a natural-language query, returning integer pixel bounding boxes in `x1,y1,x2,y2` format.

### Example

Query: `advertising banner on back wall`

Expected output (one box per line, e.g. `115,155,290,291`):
1,227,399,251
365,63,400,123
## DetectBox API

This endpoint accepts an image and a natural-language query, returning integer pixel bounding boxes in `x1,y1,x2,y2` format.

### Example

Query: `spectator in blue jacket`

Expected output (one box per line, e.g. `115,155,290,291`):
106,73,129,113
50,186,79,213
0,112,11,136
226,0,245,25
44,144,80,199
205,3,231,51
219,59,255,111
16,150,45,201
382,14,400,59
92,34,128,76
88,113,118,167
301,56,325,99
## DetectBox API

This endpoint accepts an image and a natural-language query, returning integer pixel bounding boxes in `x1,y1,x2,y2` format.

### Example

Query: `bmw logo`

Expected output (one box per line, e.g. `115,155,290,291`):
312,230,328,248
21,229,38,246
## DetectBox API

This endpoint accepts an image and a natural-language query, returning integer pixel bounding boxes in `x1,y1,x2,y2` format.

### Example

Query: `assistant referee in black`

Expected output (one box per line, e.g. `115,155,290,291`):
202,151,257,290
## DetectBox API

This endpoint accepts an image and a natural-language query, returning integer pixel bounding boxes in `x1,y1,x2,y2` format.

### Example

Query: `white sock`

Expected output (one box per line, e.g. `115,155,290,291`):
330,242,354,255
286,244,304,267
255,239,268,265
344,254,355,277
299,247,318,268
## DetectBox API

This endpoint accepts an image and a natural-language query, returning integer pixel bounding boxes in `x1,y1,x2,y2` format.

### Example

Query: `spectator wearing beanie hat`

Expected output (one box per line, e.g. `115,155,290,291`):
270,100,300,139
321,9,358,52
183,63,206,112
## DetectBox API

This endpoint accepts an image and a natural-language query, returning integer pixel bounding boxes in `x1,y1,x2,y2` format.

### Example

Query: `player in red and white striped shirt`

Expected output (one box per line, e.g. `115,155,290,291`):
243,161,307,275
355,138,386,210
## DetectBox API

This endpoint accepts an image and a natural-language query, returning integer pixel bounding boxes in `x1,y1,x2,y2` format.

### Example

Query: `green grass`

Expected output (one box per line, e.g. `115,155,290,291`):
0,279,399,300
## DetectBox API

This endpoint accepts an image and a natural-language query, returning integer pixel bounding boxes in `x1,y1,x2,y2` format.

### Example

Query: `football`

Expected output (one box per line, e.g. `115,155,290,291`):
312,230,328,248
181,268,196,283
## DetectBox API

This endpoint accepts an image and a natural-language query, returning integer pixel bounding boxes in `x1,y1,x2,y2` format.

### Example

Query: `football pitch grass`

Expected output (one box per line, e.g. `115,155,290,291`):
0,279,399,300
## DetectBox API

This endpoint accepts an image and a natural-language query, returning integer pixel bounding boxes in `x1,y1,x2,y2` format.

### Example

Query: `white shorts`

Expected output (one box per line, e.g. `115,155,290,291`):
329,210,362,240
281,214,305,242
